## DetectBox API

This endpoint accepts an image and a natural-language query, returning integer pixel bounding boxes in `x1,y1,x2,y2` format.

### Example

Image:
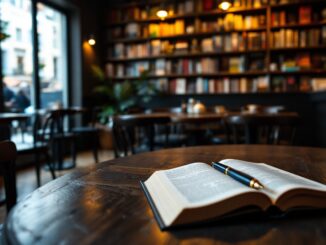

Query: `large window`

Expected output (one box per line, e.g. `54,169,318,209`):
0,0,69,111
0,0,33,112
37,3,67,108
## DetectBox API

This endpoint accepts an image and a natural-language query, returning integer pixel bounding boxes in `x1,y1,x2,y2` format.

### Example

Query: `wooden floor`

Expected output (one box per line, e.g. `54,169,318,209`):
0,149,114,223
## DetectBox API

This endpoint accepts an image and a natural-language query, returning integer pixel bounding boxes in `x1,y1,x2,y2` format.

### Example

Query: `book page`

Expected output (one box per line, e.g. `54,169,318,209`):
159,162,256,207
220,159,326,203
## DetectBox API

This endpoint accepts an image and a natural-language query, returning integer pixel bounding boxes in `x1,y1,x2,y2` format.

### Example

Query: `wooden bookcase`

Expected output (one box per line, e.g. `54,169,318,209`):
104,0,326,95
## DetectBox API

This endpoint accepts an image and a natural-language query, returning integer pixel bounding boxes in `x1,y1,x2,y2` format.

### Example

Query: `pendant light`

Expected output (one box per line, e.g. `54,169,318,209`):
218,0,232,11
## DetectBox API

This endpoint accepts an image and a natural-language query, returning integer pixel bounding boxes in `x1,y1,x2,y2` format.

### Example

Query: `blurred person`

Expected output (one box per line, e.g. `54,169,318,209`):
14,89,30,112
3,83,16,110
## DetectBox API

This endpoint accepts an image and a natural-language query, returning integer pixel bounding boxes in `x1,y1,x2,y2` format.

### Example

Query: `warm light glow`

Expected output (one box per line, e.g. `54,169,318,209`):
156,9,168,20
88,38,96,46
219,1,231,11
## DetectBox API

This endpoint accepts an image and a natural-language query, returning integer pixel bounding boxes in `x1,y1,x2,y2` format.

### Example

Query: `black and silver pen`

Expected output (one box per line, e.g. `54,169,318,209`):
212,162,264,190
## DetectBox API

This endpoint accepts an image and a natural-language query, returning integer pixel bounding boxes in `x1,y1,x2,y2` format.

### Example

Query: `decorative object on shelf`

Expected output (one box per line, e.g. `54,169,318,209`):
88,35,96,46
214,105,226,114
186,98,196,114
193,100,207,114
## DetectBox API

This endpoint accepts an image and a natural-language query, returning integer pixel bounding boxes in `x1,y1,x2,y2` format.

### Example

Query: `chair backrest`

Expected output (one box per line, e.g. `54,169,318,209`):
39,108,78,138
224,113,299,145
0,141,17,212
112,114,171,158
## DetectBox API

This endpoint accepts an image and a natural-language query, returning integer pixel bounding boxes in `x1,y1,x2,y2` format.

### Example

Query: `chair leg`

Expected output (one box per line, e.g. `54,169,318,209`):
46,151,56,180
71,139,77,167
3,162,17,213
35,153,41,187
92,134,99,163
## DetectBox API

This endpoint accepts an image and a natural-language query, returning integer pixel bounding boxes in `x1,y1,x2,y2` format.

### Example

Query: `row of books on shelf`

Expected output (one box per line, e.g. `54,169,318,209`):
106,56,266,77
107,0,267,23
111,33,266,58
271,6,326,26
271,28,326,48
197,14,266,33
110,14,266,39
165,77,269,94
109,33,266,59
272,53,326,72
150,76,326,94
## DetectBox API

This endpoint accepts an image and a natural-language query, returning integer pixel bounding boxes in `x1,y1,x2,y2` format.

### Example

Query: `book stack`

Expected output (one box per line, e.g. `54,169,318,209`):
247,32,266,50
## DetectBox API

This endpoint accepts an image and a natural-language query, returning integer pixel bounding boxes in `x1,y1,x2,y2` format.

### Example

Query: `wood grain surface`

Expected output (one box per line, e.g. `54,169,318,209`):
4,145,326,245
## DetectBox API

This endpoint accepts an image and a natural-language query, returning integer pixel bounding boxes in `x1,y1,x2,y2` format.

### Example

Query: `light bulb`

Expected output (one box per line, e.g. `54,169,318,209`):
88,38,96,46
156,10,168,20
219,1,231,11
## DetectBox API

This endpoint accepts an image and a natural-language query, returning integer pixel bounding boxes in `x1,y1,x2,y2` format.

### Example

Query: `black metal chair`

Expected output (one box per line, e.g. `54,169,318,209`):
72,107,100,163
40,109,78,170
14,112,56,187
145,107,188,147
112,114,171,158
0,141,17,213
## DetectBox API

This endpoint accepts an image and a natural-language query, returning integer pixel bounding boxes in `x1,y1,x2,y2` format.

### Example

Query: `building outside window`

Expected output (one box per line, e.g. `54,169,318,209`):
15,27,22,42
0,0,68,111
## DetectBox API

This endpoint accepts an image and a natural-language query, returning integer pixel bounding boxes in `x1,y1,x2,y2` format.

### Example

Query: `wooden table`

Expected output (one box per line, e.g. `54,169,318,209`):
4,145,326,245
0,113,30,141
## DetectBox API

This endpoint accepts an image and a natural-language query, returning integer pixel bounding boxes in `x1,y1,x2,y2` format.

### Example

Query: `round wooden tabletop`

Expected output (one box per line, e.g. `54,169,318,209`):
4,145,326,245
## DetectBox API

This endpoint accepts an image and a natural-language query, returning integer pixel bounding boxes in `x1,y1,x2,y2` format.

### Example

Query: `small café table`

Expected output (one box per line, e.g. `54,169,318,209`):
4,145,326,245
0,113,30,141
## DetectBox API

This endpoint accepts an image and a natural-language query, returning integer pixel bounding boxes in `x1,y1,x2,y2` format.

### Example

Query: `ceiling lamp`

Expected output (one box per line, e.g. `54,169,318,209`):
218,1,232,11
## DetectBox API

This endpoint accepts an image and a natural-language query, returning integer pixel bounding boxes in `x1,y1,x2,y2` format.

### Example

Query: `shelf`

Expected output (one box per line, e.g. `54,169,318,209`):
271,21,326,30
107,6,267,27
270,70,326,76
110,70,326,80
111,71,268,80
270,46,326,52
108,28,267,44
159,91,311,96
107,50,266,62
270,0,326,9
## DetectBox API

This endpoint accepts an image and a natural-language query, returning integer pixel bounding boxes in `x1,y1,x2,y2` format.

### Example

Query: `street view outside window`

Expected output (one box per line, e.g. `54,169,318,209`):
0,0,67,111
1,0,33,112
37,2,67,109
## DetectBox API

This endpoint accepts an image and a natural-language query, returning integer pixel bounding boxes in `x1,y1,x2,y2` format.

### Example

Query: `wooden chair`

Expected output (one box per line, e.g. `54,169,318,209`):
224,113,300,145
112,114,171,158
0,141,17,212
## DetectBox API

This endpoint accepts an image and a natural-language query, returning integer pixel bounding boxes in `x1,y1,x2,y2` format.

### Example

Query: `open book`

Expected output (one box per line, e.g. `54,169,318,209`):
141,159,326,230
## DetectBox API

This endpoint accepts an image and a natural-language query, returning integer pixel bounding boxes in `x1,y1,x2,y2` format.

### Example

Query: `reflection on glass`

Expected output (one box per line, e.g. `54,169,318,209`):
37,3,67,109
1,0,32,112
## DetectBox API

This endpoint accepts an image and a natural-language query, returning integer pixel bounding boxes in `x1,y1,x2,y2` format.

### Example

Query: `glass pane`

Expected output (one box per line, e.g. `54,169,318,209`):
1,0,33,112
37,3,67,109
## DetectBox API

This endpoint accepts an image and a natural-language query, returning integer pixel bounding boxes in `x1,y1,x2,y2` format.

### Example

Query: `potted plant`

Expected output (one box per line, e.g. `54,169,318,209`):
91,65,158,149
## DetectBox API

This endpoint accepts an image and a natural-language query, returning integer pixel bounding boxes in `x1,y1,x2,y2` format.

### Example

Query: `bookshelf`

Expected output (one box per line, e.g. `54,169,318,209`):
104,0,326,95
